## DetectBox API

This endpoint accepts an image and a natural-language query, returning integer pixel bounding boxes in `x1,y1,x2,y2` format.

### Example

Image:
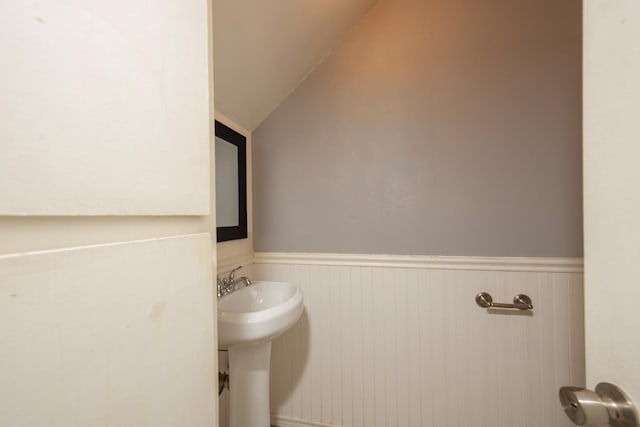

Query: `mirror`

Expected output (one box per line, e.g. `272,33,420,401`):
215,120,247,242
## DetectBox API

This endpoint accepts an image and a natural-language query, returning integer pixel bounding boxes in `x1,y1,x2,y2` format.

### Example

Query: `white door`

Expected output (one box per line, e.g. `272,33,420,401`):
581,0,640,418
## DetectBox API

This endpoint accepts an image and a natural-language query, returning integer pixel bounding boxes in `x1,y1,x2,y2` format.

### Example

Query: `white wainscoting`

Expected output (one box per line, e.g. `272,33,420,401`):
252,253,584,427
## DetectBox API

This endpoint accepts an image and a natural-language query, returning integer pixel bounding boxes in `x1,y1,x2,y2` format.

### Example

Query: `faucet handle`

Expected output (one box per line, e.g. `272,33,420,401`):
216,276,227,297
228,266,243,282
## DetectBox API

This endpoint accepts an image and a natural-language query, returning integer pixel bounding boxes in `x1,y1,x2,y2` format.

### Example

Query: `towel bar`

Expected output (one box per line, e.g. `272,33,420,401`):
475,292,533,311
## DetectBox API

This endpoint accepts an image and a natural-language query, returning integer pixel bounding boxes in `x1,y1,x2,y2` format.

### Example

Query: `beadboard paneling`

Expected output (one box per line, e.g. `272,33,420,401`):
253,255,584,427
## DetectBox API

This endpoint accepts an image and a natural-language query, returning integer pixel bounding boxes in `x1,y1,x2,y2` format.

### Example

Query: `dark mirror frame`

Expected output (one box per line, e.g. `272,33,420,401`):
215,120,247,242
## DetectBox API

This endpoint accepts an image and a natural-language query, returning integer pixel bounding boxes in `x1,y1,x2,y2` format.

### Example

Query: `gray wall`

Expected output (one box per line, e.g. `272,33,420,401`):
253,0,582,257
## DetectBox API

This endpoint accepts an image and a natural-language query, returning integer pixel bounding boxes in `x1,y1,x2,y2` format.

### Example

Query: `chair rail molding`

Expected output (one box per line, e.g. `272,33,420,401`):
253,252,584,273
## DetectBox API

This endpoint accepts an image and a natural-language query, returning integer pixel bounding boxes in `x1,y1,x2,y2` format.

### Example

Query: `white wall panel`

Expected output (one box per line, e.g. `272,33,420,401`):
0,0,210,215
0,234,216,426
253,254,585,427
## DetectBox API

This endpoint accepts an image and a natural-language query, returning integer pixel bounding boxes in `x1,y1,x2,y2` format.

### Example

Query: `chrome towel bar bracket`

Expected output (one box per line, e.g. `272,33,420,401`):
475,292,533,311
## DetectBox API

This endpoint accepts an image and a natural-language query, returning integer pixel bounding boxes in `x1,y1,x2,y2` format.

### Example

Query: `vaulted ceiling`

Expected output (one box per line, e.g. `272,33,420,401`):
213,0,377,131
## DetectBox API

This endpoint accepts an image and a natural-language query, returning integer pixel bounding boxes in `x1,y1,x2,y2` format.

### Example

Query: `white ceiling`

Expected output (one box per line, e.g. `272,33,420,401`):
213,0,377,131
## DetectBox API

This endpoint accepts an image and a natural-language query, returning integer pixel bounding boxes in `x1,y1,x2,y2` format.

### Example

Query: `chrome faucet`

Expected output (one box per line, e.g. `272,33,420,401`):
234,276,252,288
217,265,252,297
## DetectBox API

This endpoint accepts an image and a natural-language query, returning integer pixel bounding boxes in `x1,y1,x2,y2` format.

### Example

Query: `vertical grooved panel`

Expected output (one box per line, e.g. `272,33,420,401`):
371,267,385,427
331,266,343,425
341,267,353,426
395,268,409,427
406,269,420,427
351,267,363,427
383,268,397,426
361,267,375,427
418,269,432,427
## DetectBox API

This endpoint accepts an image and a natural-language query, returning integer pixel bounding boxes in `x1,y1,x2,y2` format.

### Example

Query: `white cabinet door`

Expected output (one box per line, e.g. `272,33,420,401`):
584,0,640,404
0,0,210,215
0,234,216,427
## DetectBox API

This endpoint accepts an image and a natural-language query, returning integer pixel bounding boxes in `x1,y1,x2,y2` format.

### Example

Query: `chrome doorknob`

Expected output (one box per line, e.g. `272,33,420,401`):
559,383,639,427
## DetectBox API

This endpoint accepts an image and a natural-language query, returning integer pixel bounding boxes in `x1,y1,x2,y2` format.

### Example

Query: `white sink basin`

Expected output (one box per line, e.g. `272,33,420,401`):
218,281,303,348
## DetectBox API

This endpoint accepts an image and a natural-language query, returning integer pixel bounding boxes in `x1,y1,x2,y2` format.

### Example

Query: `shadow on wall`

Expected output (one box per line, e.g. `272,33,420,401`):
270,308,311,412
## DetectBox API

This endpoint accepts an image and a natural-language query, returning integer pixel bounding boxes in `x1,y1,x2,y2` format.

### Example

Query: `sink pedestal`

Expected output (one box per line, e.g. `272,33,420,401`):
218,281,304,427
228,342,272,427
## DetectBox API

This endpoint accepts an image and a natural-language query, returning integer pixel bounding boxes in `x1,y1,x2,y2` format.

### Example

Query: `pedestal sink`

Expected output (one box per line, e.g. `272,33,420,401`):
218,281,303,427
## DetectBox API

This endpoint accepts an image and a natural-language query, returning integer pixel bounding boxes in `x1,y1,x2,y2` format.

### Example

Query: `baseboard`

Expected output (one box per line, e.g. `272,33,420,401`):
271,414,338,427
253,252,584,273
